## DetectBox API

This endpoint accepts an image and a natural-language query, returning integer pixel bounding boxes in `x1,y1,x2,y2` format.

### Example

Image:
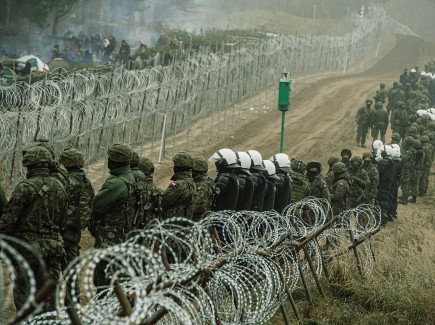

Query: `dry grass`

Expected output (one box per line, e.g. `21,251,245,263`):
268,179,435,324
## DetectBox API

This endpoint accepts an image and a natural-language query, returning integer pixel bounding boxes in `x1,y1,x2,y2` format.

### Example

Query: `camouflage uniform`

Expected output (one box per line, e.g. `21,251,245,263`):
161,152,195,220
374,83,387,104
361,152,379,204
325,156,340,188
192,156,214,221
290,160,311,203
347,156,370,208
419,136,433,196
330,162,350,216
412,140,425,202
356,100,373,147
399,137,416,204
371,102,389,143
306,161,330,204
407,125,420,140
0,147,68,311
390,102,408,140
130,151,147,229
59,148,94,272
0,184,7,215
139,157,163,225
91,143,137,289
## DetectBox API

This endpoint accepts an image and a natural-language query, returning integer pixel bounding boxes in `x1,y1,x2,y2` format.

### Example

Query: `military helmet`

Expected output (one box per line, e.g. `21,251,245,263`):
131,151,140,167
29,137,56,160
391,133,401,141
173,152,193,168
366,98,373,104
340,148,352,157
328,156,340,167
376,102,383,108
291,159,306,173
332,162,346,173
22,146,53,167
306,160,322,172
350,156,363,164
421,114,430,122
193,156,208,172
428,133,434,140
108,143,132,163
408,126,418,133
429,122,435,130
362,152,373,159
380,83,385,88
421,135,429,143
139,157,154,175
413,139,422,148
59,148,84,168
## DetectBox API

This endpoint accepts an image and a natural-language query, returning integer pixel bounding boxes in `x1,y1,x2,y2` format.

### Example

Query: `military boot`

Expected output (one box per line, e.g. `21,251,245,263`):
409,196,417,203
398,196,408,205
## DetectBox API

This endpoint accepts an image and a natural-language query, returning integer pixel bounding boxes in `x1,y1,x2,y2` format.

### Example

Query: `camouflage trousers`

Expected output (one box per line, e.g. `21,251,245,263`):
61,240,81,296
11,241,61,312
372,125,387,143
356,124,370,146
93,226,125,290
400,168,417,197
418,167,431,195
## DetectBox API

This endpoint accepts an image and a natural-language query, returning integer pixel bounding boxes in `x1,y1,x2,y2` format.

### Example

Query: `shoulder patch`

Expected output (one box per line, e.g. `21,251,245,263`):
171,182,176,187
323,185,327,188
339,183,343,186
197,187,202,191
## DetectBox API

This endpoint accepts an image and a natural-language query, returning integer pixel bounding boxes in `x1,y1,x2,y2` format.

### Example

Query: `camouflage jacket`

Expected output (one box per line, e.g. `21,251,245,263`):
362,164,379,199
374,89,387,103
290,172,311,203
308,174,331,203
330,172,350,214
0,168,68,243
356,106,373,126
161,170,195,220
192,173,214,221
91,165,136,245
142,175,163,225
422,142,434,167
63,169,94,243
347,166,370,198
390,109,407,129
324,170,335,188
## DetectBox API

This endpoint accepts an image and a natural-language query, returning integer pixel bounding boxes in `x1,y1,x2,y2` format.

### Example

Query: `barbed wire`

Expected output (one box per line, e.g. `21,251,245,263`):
1,199,382,324
0,7,414,188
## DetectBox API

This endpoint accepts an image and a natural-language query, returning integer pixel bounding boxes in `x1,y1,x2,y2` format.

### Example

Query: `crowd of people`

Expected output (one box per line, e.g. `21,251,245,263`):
1,62,435,313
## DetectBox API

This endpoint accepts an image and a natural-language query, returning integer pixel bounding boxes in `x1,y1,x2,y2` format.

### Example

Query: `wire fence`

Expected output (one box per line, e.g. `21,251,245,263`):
1,199,382,324
0,7,413,188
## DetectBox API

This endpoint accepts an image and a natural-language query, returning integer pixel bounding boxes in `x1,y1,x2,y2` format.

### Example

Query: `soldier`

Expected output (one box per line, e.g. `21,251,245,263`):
209,148,240,211
247,150,267,212
262,160,279,211
361,152,379,205
374,83,387,104
29,138,69,190
347,156,370,208
0,184,7,215
325,156,340,187
0,147,68,311
340,148,352,168
407,125,420,140
306,161,330,203
161,152,196,219
372,102,389,143
235,152,254,211
412,140,425,201
390,145,402,219
270,153,292,213
58,148,94,273
138,157,163,225
330,162,350,216
192,156,214,221
398,137,416,205
389,133,402,150
399,68,409,85
290,160,311,203
91,143,137,289
420,135,434,196
375,146,395,225
390,102,408,140
118,40,130,63
356,99,373,147
130,150,147,229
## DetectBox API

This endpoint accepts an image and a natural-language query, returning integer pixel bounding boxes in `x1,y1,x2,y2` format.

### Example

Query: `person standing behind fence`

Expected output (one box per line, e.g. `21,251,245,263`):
356,99,373,148
192,156,214,221
138,157,163,225
269,153,292,213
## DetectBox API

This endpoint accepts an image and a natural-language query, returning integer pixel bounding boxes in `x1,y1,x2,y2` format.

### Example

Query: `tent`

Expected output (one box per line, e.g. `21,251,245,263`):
47,58,70,72
16,55,49,72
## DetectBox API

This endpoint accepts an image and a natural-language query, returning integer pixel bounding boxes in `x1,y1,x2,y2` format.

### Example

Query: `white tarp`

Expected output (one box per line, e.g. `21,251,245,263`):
16,55,49,72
